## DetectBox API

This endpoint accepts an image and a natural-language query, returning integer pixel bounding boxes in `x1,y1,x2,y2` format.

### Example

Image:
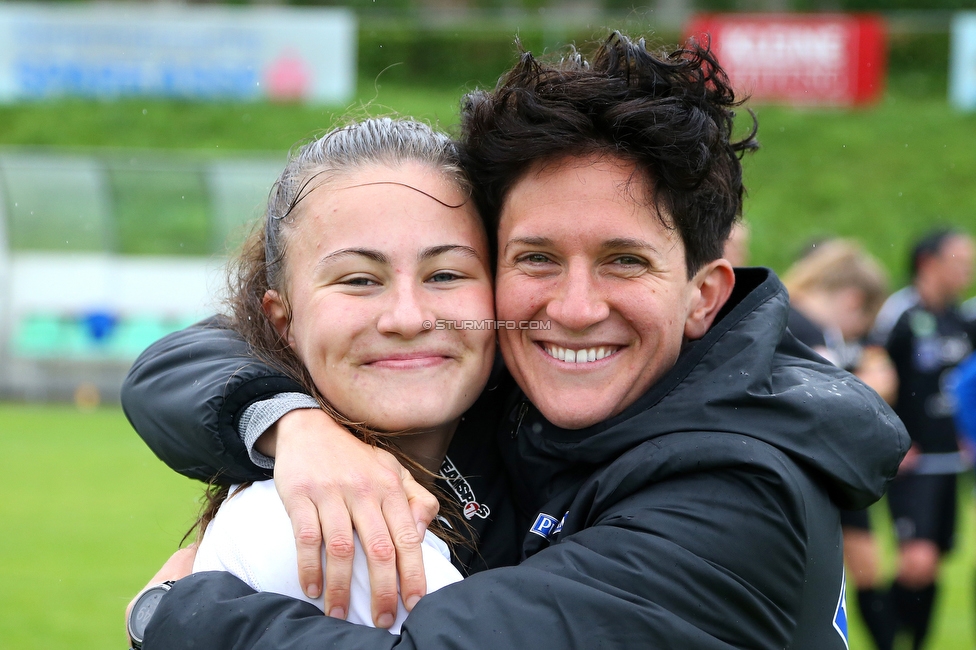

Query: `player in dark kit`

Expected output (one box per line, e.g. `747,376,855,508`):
873,228,976,649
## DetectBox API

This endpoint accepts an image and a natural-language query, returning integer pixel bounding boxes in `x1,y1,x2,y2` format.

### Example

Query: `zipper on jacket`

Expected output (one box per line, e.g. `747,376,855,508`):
512,401,528,439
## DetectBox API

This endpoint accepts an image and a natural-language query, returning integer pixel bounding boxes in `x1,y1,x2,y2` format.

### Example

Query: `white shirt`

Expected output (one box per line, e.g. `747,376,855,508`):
193,479,463,633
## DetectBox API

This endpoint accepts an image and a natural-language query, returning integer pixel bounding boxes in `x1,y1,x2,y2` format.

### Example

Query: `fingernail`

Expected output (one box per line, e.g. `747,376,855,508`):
416,521,427,538
306,584,320,599
405,595,421,611
377,612,395,629
329,607,345,619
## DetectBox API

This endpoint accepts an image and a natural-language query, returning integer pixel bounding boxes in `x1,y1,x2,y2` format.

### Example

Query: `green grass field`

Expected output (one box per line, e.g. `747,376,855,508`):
0,404,200,649
0,403,973,649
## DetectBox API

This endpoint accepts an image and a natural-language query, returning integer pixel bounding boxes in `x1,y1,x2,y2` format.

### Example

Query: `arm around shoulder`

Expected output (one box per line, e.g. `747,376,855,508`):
142,459,817,650
122,317,307,483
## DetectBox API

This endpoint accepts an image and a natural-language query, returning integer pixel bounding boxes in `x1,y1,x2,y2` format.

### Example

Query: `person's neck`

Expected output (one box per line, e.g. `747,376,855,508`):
394,421,458,476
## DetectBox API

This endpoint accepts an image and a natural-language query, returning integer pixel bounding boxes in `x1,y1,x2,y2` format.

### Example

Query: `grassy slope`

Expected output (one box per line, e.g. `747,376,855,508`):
2,81,975,286
0,83,465,152
744,93,976,286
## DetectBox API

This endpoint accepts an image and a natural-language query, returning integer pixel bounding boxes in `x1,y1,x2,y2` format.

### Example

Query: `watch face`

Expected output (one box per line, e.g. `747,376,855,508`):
128,585,170,644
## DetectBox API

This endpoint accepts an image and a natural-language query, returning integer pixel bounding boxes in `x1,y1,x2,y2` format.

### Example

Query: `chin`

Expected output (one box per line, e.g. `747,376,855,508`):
532,396,616,431
366,405,454,432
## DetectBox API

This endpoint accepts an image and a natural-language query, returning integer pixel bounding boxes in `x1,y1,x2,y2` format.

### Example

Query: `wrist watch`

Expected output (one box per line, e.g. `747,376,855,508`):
127,581,175,649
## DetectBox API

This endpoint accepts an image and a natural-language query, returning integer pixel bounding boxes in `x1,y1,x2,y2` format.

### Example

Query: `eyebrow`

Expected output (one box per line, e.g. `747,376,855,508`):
419,245,481,262
315,245,480,271
601,237,661,255
503,236,554,255
318,248,389,266
503,236,661,255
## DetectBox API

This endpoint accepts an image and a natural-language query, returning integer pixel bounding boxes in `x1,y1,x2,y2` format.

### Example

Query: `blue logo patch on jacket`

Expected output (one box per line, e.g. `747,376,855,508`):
833,569,849,649
529,513,560,539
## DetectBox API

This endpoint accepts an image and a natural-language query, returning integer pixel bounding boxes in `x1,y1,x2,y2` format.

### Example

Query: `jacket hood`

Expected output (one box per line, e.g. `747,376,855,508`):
513,268,910,511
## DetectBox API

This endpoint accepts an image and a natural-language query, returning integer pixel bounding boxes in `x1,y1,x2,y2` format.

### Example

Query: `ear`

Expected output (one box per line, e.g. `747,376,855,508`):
262,290,293,346
684,259,735,341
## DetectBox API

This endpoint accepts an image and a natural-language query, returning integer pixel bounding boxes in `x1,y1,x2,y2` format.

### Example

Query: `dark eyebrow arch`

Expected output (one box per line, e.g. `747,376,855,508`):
419,245,481,262
316,248,389,270
601,237,659,254
503,236,554,255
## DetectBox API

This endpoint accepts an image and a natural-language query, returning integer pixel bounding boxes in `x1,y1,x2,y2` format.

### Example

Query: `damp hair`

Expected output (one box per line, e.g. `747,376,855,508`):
263,117,471,293
191,118,474,549
459,31,759,277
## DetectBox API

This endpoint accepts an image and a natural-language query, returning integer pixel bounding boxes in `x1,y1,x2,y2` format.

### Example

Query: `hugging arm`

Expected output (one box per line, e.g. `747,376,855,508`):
122,319,439,624
144,464,816,650
122,318,300,483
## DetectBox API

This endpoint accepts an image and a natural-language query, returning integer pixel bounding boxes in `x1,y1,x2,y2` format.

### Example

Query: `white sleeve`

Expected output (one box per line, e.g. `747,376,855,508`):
192,480,463,634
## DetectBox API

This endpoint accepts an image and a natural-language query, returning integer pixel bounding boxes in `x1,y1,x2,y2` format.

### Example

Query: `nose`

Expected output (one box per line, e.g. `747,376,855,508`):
376,278,431,339
544,261,610,332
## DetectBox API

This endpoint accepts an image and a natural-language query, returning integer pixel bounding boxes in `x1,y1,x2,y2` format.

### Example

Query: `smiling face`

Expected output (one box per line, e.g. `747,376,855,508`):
495,155,734,430
265,161,495,433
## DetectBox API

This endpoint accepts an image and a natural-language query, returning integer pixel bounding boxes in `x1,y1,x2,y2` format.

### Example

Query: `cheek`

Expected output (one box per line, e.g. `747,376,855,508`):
290,302,363,371
496,329,524,389
449,283,495,320
496,276,546,320
497,328,520,360
626,291,683,346
464,328,497,370
283,303,312,359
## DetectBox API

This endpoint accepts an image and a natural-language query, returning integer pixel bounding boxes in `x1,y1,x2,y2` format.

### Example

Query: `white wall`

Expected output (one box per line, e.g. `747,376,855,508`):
8,252,224,320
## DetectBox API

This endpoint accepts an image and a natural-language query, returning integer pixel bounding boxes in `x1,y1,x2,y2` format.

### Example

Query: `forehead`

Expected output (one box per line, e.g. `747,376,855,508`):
289,162,484,251
499,155,681,252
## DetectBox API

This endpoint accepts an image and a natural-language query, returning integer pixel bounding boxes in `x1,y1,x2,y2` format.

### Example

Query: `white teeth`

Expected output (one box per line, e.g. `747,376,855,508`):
544,345,617,363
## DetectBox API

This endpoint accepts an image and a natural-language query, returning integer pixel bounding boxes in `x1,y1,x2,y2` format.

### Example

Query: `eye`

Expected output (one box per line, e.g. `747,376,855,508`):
612,255,647,267
338,275,379,287
428,271,463,283
516,253,554,265
604,255,650,277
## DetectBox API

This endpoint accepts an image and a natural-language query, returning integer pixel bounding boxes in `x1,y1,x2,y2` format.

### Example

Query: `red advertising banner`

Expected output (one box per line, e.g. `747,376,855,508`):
685,14,886,106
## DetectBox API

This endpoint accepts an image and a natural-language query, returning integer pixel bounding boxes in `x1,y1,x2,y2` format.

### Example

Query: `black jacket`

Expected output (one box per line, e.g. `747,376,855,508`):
124,268,909,649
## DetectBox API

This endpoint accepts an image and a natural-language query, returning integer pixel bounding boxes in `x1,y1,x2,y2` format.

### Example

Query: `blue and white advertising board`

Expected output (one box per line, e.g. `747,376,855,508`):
0,2,356,103
950,13,976,111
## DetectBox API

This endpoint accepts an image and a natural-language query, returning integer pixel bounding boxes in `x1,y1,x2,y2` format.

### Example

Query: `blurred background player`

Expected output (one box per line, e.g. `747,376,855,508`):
783,238,897,650
953,352,976,471
722,220,750,267
871,228,976,650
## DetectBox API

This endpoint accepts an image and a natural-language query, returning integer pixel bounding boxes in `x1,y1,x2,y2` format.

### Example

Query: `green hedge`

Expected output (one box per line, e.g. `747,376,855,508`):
887,30,950,95
357,18,951,93
358,22,631,89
